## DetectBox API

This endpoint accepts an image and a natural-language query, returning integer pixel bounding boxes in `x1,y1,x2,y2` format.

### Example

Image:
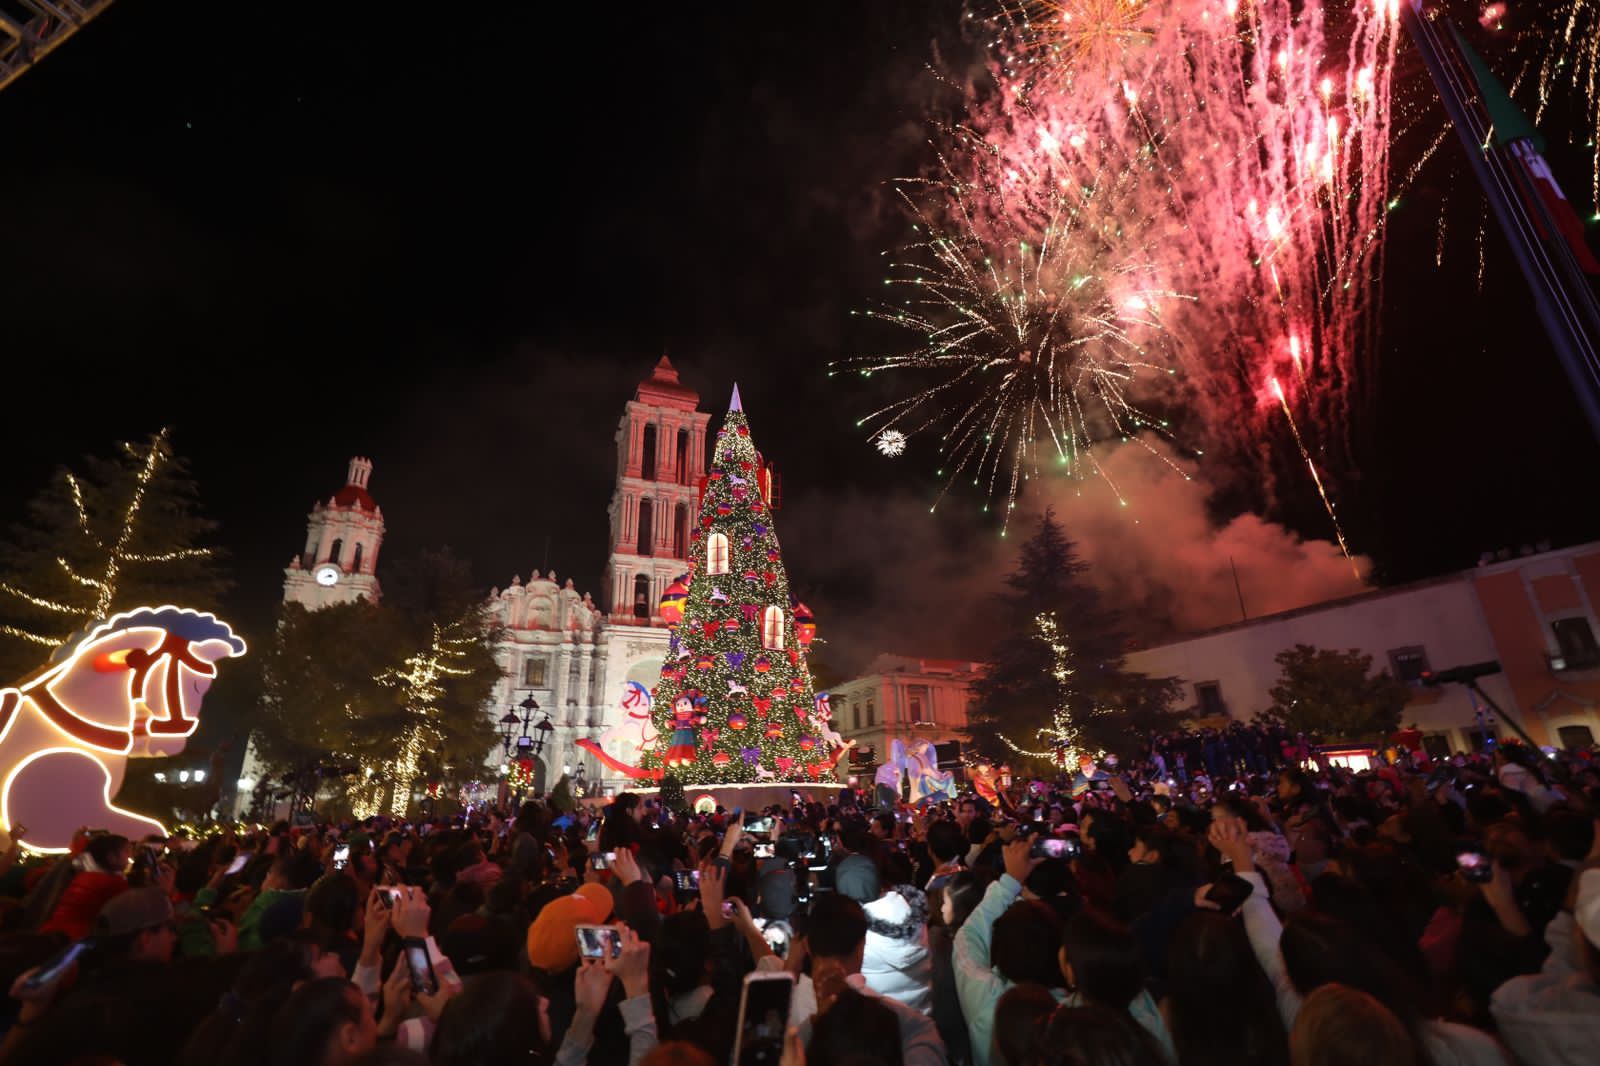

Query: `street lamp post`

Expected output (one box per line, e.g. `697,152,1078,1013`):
499,693,558,806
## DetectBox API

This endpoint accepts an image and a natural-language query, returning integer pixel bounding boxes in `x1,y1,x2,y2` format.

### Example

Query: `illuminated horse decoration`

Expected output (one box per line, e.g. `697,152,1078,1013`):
0,607,246,852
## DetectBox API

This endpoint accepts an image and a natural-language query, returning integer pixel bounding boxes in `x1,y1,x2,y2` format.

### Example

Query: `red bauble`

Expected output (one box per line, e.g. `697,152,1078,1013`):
729,712,748,730
798,736,816,751
765,721,783,738
712,752,731,767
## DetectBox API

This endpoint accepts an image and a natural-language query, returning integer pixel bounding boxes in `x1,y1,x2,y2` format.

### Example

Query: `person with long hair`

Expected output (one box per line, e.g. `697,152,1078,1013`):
1163,912,1289,1066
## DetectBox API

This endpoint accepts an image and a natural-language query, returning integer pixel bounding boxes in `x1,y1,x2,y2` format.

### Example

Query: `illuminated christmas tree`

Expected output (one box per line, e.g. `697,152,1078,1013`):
636,386,837,786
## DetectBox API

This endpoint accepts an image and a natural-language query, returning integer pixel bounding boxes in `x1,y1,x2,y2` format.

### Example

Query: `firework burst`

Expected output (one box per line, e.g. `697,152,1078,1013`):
839,115,1194,523
875,429,909,456
843,0,1396,555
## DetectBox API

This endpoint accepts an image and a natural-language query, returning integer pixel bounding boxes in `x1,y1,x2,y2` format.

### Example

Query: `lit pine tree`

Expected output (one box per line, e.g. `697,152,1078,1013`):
0,429,227,677
637,386,834,786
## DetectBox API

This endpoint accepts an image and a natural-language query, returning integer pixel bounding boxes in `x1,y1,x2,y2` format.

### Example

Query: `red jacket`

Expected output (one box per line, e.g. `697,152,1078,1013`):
40,871,128,940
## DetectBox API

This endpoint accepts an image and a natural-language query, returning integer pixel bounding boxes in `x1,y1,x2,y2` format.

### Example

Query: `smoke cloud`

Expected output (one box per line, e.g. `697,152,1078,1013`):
783,438,1367,676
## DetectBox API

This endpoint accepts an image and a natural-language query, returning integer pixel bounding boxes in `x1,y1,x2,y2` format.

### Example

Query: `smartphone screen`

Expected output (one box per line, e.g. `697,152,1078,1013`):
590,851,613,871
224,854,249,876
22,939,93,991
734,973,794,1066
672,869,701,894
1457,851,1493,883
752,842,775,859
332,844,350,870
404,940,439,996
575,924,621,960
1030,836,1070,860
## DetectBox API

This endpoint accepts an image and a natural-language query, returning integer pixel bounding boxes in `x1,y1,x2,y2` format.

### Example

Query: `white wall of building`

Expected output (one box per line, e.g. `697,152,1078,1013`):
1123,577,1515,752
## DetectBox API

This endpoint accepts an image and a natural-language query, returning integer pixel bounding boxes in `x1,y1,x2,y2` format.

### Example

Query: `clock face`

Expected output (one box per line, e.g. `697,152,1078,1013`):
315,565,340,587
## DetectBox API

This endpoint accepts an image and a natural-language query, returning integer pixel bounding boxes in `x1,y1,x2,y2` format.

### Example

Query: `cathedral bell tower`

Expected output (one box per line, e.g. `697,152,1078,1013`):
604,356,710,623
283,457,385,609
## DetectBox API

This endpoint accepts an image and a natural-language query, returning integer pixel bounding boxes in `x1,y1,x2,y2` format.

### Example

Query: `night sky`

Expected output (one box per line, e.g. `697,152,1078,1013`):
1,2,1596,672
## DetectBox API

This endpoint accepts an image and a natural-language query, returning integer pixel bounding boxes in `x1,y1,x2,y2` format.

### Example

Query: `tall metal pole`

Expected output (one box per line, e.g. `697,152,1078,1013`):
1400,1,1600,443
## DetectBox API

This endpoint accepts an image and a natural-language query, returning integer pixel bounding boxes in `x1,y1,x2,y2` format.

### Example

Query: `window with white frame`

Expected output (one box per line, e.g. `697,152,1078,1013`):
523,657,549,687
707,533,730,576
762,605,784,650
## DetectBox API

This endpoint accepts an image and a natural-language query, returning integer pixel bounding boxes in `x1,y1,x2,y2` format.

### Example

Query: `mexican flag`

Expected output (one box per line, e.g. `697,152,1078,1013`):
1449,20,1600,275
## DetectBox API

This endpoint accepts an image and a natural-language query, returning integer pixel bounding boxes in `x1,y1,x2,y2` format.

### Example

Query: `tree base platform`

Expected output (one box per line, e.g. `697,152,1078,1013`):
633,781,847,812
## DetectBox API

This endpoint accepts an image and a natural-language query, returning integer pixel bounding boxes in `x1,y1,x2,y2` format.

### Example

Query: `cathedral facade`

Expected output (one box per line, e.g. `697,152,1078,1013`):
249,357,709,809
483,356,709,792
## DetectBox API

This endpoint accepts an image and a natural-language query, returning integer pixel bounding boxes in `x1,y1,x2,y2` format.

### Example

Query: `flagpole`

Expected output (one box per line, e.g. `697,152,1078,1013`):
1401,1,1600,444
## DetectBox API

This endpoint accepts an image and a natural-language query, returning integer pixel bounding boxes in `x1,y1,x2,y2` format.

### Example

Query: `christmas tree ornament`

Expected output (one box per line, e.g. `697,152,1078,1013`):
794,604,815,646
740,747,761,765
712,752,731,768
660,579,691,627
799,736,816,752
753,698,771,716
725,652,746,670
709,587,728,603
722,618,738,633
696,654,714,671
728,711,748,730
765,721,784,738
702,622,720,640
753,655,771,673
762,572,777,586
741,604,760,622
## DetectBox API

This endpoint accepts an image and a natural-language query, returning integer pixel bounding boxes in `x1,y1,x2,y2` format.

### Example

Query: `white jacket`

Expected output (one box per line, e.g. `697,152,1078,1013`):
1490,911,1600,1066
862,885,935,1014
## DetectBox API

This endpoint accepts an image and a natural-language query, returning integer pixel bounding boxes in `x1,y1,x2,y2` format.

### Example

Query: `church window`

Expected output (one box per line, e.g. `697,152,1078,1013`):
633,575,651,619
673,503,688,558
351,542,364,574
327,538,342,566
523,657,549,687
707,533,730,576
761,605,785,651
641,425,657,480
637,498,654,557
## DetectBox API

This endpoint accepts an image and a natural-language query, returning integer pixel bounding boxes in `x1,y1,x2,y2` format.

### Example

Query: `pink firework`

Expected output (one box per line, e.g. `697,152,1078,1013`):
848,0,1397,551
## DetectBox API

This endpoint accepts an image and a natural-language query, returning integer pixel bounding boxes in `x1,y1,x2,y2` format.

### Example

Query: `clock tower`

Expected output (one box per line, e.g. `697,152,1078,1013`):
282,456,385,609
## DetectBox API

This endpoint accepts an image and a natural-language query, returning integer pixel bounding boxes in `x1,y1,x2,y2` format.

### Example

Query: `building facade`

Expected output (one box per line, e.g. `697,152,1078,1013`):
281,457,384,609
482,357,709,792
830,654,983,770
1123,542,1600,754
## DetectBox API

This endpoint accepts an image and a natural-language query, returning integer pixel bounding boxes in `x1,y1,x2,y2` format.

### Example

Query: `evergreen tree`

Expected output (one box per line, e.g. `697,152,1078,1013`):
1259,644,1410,742
966,509,1179,766
255,549,501,815
636,387,835,785
0,429,228,677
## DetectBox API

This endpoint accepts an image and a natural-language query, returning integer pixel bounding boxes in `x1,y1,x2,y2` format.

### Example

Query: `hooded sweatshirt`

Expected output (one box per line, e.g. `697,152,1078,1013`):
863,885,934,1014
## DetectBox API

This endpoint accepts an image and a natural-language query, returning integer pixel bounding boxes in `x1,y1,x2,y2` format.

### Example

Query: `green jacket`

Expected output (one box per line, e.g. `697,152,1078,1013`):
238,887,306,950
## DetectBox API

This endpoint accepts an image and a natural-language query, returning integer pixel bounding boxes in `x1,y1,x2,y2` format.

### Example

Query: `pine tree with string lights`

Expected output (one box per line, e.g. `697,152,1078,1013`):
966,509,1180,767
635,386,836,786
0,429,228,677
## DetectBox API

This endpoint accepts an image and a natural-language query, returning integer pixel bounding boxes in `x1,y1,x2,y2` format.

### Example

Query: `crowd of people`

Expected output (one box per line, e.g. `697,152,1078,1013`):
0,731,1595,1066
